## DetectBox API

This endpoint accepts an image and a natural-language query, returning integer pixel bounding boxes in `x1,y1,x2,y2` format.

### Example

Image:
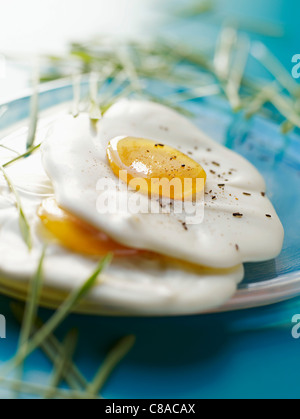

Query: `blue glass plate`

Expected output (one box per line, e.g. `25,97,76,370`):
1,81,300,399
191,96,300,312
0,80,299,313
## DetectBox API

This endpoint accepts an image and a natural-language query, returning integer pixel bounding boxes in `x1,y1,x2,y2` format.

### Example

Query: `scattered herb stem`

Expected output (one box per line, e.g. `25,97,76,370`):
225,35,250,111
0,166,32,250
18,248,45,349
86,335,136,396
45,329,79,399
13,248,46,396
174,0,215,18
251,41,300,97
0,106,8,119
89,72,102,121
0,378,98,400
0,254,112,379
0,145,20,156
10,303,88,391
72,73,82,118
3,144,41,169
26,62,40,149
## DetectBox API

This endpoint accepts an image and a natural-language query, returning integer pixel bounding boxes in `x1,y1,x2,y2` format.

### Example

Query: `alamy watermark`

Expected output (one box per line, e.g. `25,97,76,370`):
0,315,6,339
291,315,300,339
292,54,300,79
96,171,205,225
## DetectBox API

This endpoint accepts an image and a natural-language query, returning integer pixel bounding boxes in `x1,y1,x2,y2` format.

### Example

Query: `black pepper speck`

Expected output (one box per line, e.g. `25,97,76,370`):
233,213,243,218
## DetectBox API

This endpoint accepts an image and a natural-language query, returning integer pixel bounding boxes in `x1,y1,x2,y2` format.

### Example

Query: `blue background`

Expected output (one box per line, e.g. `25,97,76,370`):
1,0,300,399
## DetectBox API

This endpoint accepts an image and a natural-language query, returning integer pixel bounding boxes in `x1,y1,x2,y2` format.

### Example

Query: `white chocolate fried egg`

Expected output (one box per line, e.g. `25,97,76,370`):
0,100,284,315
42,100,284,269
0,182,244,315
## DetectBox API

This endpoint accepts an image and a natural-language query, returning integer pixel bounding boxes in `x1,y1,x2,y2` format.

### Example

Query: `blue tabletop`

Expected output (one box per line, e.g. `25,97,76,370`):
1,295,300,399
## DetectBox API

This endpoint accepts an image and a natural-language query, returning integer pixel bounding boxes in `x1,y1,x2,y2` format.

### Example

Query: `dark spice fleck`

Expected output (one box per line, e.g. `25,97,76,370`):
218,184,225,188
155,144,165,147
261,192,266,197
212,161,220,167
181,164,186,168
210,170,216,175
243,192,251,196
235,244,240,251
182,222,188,231
233,213,243,218
207,148,212,152
212,196,217,200
266,214,272,218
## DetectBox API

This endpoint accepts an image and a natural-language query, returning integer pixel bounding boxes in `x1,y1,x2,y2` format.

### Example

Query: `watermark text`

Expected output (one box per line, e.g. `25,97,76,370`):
96,172,205,225
291,315,300,339
292,54,300,79
0,315,6,339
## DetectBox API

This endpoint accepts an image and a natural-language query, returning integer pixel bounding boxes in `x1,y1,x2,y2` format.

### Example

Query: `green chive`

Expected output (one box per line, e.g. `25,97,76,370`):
11,303,88,391
0,377,98,400
86,335,136,397
26,63,40,150
0,166,32,250
11,248,45,397
174,0,215,18
45,329,79,399
0,254,112,378
3,144,41,169
89,72,102,121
